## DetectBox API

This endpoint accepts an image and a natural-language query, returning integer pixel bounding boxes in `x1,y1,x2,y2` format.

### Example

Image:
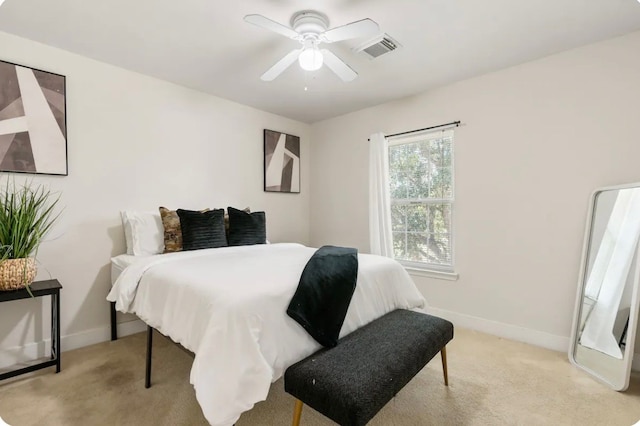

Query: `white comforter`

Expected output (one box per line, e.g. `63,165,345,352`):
107,243,426,426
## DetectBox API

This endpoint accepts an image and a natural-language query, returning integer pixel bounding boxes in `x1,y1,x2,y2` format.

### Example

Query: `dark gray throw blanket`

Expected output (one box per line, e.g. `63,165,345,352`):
287,245,358,348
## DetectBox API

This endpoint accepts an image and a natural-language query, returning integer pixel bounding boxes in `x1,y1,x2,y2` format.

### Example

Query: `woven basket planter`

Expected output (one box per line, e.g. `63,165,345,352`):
0,258,37,291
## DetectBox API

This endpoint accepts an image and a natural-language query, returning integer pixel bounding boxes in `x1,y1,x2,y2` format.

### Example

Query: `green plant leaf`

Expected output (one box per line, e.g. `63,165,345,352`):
0,178,61,259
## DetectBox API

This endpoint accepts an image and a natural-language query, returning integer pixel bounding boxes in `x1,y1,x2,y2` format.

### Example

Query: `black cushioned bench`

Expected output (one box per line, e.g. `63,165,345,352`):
284,309,454,426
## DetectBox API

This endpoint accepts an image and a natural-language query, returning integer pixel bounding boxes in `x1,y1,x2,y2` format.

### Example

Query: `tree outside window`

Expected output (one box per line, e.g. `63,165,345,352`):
388,131,454,270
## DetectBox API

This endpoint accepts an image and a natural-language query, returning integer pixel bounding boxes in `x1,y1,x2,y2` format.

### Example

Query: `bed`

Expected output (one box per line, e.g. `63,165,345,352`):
107,242,426,426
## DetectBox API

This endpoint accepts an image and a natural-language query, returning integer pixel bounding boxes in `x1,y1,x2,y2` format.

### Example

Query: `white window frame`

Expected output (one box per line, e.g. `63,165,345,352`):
388,128,456,277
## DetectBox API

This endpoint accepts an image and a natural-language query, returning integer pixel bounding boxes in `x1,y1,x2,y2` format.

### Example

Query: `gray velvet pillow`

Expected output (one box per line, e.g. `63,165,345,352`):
177,209,227,250
227,207,266,246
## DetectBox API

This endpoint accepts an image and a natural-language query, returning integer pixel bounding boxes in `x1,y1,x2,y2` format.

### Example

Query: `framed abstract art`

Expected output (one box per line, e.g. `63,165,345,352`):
264,129,300,193
0,59,68,176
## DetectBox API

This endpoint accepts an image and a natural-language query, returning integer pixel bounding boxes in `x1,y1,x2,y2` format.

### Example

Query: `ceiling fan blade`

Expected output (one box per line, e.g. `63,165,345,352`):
321,19,380,43
244,14,301,40
321,49,357,82
261,49,303,81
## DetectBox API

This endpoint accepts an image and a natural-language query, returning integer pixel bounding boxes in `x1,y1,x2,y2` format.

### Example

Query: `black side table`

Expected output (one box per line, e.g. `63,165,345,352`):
0,279,62,380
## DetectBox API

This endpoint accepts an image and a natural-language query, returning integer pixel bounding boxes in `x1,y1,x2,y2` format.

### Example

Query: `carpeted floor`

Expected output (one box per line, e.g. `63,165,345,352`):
0,328,639,426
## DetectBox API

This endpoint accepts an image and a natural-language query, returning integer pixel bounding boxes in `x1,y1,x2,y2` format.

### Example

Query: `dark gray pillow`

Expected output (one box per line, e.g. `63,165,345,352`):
177,208,227,250
227,207,266,246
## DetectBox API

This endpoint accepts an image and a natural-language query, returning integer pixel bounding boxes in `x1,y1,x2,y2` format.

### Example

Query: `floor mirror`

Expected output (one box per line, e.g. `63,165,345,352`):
569,182,640,391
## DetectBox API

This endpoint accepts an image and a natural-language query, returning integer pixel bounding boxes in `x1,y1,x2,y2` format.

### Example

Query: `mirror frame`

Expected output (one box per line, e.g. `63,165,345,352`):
568,182,640,391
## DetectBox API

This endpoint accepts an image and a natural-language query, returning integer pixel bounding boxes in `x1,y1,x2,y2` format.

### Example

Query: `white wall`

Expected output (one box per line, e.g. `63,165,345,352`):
310,30,640,353
0,31,311,364
3,25,639,369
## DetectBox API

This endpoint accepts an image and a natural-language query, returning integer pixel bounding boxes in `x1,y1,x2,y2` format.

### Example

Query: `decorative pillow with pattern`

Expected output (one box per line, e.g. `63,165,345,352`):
159,207,210,253
159,207,183,253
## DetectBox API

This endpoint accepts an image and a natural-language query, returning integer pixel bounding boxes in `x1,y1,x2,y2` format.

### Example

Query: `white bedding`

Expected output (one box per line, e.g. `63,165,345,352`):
110,254,144,285
107,243,426,426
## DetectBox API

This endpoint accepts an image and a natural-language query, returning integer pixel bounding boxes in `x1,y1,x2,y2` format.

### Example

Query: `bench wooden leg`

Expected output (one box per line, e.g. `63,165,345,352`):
441,346,449,386
292,399,304,426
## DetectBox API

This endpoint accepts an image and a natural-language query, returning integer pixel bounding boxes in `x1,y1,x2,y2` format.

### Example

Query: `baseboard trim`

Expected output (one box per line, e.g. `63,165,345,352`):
0,319,146,370
427,307,570,352
428,307,640,371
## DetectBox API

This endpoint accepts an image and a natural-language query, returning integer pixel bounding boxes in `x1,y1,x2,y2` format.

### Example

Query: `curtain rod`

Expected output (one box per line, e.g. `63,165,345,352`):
368,121,461,141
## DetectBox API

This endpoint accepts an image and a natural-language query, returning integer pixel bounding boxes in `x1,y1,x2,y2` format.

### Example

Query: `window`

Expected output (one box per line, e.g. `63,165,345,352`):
388,129,454,271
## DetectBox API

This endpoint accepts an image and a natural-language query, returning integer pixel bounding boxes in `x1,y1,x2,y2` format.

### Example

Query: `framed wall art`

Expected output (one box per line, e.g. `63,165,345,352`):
0,59,68,176
264,129,300,193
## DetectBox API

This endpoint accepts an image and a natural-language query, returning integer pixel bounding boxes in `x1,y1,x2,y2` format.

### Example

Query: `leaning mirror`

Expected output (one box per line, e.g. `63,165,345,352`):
569,182,640,391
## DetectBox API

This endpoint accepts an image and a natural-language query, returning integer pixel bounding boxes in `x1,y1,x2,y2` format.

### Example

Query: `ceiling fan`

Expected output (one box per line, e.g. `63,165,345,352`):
244,11,380,82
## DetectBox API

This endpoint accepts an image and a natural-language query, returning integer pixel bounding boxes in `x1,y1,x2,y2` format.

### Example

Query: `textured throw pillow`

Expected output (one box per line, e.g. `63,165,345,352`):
224,207,250,235
159,207,212,253
159,207,184,253
177,209,228,251
227,207,266,246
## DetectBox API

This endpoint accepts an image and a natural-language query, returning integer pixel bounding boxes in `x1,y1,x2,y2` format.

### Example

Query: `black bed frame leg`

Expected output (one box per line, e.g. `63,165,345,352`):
110,301,118,341
145,326,153,388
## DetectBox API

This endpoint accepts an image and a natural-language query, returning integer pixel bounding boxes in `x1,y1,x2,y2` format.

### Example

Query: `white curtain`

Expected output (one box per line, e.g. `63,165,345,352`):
369,132,394,257
580,188,640,359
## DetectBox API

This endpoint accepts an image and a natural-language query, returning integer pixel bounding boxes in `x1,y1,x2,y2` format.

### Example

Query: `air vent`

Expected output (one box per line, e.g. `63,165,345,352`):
354,34,401,59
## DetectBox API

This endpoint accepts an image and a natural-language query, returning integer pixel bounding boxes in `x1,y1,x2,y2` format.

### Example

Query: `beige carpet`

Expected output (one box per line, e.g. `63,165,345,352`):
0,328,639,426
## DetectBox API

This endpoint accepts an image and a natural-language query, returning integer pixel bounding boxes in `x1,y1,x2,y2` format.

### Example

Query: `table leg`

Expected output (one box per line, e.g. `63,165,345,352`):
50,292,55,361
55,291,61,373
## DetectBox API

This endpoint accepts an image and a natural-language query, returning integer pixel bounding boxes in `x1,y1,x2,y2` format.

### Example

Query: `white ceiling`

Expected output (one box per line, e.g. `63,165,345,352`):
0,0,639,123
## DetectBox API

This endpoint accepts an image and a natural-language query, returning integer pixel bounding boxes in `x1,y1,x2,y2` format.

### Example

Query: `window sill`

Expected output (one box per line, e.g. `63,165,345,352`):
403,267,459,281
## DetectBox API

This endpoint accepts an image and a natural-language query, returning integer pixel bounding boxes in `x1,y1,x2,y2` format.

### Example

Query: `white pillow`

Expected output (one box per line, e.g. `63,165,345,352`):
121,211,134,255
121,211,164,256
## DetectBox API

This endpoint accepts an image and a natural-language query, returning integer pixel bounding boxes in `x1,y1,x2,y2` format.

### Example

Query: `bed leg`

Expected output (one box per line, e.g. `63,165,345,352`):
441,346,449,386
110,301,118,341
145,326,153,388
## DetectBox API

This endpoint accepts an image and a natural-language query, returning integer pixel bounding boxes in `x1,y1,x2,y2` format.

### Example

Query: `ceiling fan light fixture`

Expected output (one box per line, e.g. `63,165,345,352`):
246,11,371,81
298,47,323,71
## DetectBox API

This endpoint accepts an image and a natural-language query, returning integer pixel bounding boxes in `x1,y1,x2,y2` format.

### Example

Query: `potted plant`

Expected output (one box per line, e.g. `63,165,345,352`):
0,179,60,293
